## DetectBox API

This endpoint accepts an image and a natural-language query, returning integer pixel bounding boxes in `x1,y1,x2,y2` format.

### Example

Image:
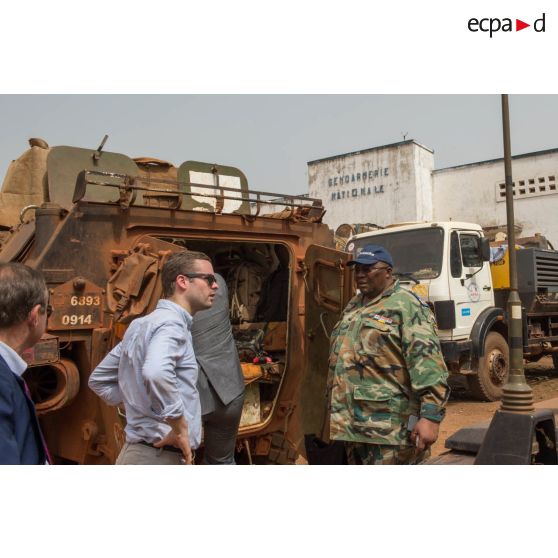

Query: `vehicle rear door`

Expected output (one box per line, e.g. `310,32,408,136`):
301,244,352,440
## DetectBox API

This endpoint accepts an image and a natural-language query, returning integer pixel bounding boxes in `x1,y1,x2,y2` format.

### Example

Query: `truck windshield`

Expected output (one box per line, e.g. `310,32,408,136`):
351,227,444,280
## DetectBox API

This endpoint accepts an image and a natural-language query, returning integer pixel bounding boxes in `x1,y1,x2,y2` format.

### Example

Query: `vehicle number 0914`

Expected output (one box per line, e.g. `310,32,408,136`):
70,295,101,306
61,314,93,326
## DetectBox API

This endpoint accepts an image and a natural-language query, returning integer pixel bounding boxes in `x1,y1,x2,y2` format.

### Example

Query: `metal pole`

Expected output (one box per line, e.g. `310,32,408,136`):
500,94,534,412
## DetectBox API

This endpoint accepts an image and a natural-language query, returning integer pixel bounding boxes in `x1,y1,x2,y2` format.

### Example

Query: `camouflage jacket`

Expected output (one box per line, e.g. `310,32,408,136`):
328,280,450,446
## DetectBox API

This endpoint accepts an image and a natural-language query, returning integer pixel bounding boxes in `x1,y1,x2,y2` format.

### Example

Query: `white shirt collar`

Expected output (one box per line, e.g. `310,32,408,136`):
0,341,28,377
157,299,193,327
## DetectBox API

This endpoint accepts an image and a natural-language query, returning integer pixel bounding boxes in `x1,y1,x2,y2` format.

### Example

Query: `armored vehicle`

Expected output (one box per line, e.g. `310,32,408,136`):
0,138,352,464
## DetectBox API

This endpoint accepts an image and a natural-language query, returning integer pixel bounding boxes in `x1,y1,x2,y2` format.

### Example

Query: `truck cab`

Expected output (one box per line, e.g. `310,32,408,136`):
347,221,507,401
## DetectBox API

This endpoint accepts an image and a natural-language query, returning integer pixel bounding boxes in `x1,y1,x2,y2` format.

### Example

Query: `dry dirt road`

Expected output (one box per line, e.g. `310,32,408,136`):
431,356,558,457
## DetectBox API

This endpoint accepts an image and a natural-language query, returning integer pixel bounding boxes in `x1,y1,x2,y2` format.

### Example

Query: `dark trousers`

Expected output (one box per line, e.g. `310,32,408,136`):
202,391,245,465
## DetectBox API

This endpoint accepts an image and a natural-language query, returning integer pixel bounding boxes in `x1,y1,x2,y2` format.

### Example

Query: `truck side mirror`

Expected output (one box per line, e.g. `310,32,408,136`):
480,237,491,262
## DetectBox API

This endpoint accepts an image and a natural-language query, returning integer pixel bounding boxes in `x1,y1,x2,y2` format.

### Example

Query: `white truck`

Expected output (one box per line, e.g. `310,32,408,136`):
345,221,558,401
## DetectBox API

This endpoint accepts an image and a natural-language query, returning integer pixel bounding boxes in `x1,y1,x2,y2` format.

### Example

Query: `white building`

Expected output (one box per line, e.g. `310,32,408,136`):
433,149,558,243
308,140,434,230
307,140,558,246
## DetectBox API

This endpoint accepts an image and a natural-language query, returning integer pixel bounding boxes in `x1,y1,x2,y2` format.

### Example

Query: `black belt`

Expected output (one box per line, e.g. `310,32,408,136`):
136,440,184,454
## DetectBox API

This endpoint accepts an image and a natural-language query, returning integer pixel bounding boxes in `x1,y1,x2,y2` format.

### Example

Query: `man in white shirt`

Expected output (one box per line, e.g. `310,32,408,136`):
89,251,218,465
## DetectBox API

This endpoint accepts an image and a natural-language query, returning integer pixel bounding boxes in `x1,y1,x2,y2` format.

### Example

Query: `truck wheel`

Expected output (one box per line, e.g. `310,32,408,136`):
467,332,509,401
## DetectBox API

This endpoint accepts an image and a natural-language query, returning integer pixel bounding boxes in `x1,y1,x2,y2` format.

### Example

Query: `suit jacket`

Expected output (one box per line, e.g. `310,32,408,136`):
0,354,46,465
191,274,245,415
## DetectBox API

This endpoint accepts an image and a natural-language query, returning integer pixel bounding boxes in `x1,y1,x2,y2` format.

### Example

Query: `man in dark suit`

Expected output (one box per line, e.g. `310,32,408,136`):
0,263,51,465
191,273,245,464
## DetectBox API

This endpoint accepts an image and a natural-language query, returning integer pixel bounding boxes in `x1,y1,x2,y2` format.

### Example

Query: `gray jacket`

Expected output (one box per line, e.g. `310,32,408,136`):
191,273,245,414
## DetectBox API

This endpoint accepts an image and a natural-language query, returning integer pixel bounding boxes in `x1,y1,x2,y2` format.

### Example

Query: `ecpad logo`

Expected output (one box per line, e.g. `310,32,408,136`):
468,13,546,37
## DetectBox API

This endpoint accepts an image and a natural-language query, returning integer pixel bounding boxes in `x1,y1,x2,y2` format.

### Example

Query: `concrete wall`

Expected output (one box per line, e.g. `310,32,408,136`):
307,140,434,231
433,149,558,245
415,144,435,222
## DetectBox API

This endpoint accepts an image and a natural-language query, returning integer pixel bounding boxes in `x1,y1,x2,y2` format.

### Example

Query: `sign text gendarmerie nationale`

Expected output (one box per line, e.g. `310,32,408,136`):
328,167,389,201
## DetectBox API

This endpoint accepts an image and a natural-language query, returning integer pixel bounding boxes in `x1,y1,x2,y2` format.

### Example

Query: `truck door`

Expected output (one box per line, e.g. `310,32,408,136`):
301,244,352,439
448,230,493,340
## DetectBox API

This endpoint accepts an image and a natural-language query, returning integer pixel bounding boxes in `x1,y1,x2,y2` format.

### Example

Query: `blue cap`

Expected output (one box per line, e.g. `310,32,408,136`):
347,244,393,267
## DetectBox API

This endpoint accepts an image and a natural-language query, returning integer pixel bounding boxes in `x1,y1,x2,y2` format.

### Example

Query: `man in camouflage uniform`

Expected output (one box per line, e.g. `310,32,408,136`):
328,244,450,465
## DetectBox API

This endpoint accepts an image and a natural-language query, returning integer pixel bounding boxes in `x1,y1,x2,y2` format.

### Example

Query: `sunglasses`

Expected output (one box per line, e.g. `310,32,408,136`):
354,264,390,274
182,273,217,287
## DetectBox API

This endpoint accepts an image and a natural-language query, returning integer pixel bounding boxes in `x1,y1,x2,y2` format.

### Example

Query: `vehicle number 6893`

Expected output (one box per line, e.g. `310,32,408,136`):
70,295,101,306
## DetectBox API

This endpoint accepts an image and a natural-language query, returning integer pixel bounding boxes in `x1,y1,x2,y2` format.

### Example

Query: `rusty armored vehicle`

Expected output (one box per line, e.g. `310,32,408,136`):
0,138,353,464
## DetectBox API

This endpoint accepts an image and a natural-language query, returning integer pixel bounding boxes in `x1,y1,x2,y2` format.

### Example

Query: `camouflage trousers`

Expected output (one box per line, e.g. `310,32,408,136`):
345,442,430,465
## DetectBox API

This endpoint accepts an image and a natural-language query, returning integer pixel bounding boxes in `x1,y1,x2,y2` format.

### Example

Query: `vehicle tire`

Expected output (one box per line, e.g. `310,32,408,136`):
467,331,509,402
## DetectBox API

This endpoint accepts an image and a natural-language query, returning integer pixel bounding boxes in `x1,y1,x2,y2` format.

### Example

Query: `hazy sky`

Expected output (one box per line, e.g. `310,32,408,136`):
1,94,557,196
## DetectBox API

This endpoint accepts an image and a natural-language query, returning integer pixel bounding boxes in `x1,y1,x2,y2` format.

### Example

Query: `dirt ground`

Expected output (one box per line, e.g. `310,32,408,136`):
431,356,558,457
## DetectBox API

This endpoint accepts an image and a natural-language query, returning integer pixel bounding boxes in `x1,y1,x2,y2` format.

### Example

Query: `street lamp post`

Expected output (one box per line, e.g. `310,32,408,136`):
474,95,557,464
499,94,534,413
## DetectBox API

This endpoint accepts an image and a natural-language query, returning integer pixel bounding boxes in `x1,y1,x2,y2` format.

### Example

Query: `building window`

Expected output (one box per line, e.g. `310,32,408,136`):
496,173,558,202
